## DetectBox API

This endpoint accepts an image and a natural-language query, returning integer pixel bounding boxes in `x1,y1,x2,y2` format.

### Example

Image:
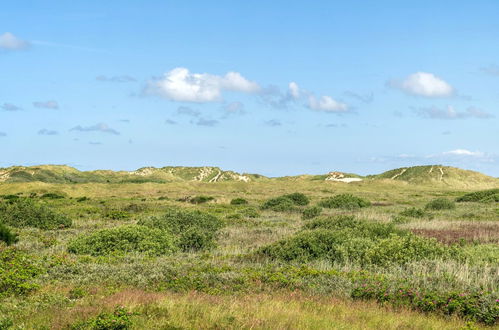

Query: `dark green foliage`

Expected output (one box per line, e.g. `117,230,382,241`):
241,207,260,218
67,225,176,256
40,192,65,199
351,279,499,325
282,193,310,206
318,194,370,209
0,198,72,229
71,306,135,329
425,198,455,210
261,196,297,212
138,208,223,251
259,216,451,266
456,188,499,203
230,198,248,205
0,317,13,329
1,194,20,201
0,247,43,297
104,209,131,220
76,196,90,202
301,206,322,219
0,223,18,245
399,207,427,218
189,195,214,204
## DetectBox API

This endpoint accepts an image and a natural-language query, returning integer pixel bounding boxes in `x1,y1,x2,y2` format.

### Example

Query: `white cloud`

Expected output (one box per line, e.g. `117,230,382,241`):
442,149,485,157
415,105,494,119
391,72,453,97
308,95,348,112
288,82,300,99
33,100,59,109
1,103,22,111
0,32,30,50
147,67,260,103
70,123,120,135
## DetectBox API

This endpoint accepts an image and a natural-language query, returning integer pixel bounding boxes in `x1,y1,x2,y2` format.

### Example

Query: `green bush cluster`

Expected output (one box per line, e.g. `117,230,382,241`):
138,208,224,251
230,198,248,205
301,206,322,219
68,225,176,256
399,207,427,218
0,223,18,245
189,195,214,204
425,198,455,210
103,209,131,220
40,192,65,199
318,194,370,210
351,279,499,325
456,188,499,203
259,216,452,266
0,198,72,230
71,306,136,329
0,246,43,297
261,193,309,212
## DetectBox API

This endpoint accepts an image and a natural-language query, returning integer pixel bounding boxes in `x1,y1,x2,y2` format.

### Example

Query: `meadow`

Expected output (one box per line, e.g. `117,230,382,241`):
0,171,498,329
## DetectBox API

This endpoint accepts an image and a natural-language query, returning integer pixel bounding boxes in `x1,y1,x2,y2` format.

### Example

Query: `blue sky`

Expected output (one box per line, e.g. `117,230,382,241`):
1,1,498,177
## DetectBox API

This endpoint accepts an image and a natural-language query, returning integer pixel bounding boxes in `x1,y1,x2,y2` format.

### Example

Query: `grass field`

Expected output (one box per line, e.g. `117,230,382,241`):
0,173,498,329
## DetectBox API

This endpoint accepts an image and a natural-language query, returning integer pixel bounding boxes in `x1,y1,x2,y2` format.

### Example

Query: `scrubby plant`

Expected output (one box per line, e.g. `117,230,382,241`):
241,207,260,218
230,198,248,205
0,223,18,246
301,206,322,219
40,192,65,199
138,208,223,251
104,209,131,220
67,225,176,256
399,207,427,218
425,198,455,210
1,194,20,201
0,246,43,297
71,306,136,329
282,193,310,206
76,196,90,202
318,194,370,209
456,188,499,203
189,195,215,204
0,198,72,229
261,196,297,212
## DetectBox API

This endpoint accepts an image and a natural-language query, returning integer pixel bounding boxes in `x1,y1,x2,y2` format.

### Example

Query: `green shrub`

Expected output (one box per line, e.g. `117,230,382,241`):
261,196,297,212
68,225,176,256
1,194,20,201
282,193,310,206
318,194,370,209
425,198,455,210
241,207,260,218
71,306,135,329
0,246,43,297
76,196,90,202
230,198,248,205
303,216,406,238
399,207,427,218
138,208,223,251
0,198,72,229
0,317,13,329
40,192,65,199
104,209,131,220
0,223,18,246
189,196,214,204
456,188,499,203
302,206,322,219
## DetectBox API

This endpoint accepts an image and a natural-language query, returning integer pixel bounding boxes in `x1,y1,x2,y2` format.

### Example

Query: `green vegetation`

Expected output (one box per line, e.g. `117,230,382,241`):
0,223,18,245
189,195,215,204
301,206,322,219
400,207,427,218
71,306,136,329
282,192,310,206
425,198,456,210
456,188,499,203
318,194,370,209
0,247,43,297
230,197,248,205
0,198,72,229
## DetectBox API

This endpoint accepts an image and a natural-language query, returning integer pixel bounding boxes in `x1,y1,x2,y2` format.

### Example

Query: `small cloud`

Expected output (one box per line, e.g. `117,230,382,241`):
33,100,59,109
308,95,348,113
442,131,452,135
70,123,120,135
389,72,454,97
442,149,484,157
38,129,58,136
96,75,136,82
343,91,374,103
89,141,102,145
264,119,282,127
177,106,200,117
145,67,260,103
165,119,177,125
119,119,130,123
415,106,494,119
480,65,499,76
196,118,219,127
0,132,6,137
223,101,245,116
0,32,30,50
1,103,22,111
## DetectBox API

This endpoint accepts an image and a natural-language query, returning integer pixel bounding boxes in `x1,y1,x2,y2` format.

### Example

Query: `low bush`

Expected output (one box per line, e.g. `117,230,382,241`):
318,194,370,209
261,196,297,212
104,209,131,220
138,208,223,251
0,246,43,297
0,223,18,245
282,193,310,206
189,196,214,204
301,206,322,219
1,194,20,201
40,192,65,199
425,198,455,210
230,198,248,205
456,188,499,203
241,207,260,218
303,216,406,238
76,196,90,202
0,198,72,229
71,306,136,330
68,225,176,256
399,207,427,218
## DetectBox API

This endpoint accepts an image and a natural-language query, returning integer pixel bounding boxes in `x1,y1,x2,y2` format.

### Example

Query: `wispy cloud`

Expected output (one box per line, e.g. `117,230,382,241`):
70,123,120,135
343,91,374,104
1,103,22,111
33,100,59,109
415,105,494,119
165,119,177,125
38,129,58,136
389,72,454,97
177,106,200,117
480,64,499,76
264,119,282,127
0,132,6,137
195,118,219,127
0,32,30,50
